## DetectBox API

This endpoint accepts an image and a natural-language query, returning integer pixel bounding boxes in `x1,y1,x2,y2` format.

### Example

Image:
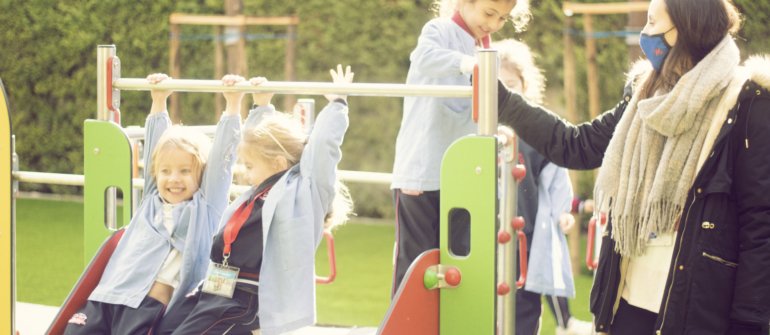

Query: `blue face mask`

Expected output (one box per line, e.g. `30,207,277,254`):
639,28,675,72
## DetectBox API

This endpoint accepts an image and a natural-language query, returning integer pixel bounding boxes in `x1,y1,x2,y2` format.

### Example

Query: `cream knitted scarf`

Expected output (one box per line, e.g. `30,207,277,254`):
594,36,740,256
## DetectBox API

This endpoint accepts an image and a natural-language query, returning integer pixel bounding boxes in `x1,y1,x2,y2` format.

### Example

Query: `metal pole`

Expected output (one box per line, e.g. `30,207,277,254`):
96,45,116,121
476,50,498,136
498,135,518,335
96,45,118,230
293,98,315,134
105,194,119,230
113,79,472,98
131,141,142,214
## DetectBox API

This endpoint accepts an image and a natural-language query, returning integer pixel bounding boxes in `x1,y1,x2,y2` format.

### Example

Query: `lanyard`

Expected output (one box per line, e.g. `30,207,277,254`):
222,186,271,265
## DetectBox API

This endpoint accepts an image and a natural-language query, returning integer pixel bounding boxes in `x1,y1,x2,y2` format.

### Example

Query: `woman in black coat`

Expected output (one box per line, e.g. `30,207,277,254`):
497,0,770,333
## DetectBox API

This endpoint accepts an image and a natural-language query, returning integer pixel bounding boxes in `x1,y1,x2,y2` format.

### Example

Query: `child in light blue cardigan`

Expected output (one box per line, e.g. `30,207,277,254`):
64,74,245,334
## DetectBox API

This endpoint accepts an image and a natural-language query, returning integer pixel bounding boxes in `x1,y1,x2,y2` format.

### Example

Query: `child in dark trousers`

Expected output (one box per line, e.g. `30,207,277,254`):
63,73,243,334
390,0,530,296
155,65,354,335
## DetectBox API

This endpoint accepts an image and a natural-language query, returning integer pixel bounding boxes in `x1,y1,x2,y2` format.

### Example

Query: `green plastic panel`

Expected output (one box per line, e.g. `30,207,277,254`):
440,135,497,335
83,120,132,265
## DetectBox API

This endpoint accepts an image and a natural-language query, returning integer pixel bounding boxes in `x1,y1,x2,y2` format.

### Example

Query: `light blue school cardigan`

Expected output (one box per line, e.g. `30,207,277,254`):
391,17,478,191
524,163,576,298
89,111,240,310
220,101,348,335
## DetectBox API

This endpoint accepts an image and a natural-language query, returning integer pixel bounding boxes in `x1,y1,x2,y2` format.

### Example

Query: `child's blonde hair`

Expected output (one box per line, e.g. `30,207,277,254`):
239,112,354,229
432,0,531,32
240,112,307,167
150,126,212,185
492,38,546,104
326,180,354,230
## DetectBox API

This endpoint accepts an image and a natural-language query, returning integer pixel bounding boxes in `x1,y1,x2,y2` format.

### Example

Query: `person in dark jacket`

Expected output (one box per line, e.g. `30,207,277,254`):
496,0,770,334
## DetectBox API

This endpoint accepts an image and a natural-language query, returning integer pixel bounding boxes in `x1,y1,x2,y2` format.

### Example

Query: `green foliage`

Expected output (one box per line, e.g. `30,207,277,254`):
0,0,174,193
733,0,770,55
2,0,770,216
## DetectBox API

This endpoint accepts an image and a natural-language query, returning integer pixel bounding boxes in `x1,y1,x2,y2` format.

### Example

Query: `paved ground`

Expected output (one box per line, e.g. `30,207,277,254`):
15,302,378,335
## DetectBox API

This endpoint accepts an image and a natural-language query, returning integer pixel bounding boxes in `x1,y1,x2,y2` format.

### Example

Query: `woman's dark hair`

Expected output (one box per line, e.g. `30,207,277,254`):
640,0,742,98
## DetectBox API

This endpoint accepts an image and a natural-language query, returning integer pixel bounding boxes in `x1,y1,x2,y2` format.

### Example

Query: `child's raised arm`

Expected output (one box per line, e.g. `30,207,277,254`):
199,75,246,213
143,73,173,195
300,65,353,213
221,74,246,116
249,76,274,107
324,64,355,103
244,76,276,128
148,73,172,115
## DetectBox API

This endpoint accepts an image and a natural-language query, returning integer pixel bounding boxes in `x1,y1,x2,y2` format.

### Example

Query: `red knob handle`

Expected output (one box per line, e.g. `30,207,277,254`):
445,268,462,287
512,164,527,182
511,216,525,231
497,282,511,296
497,230,511,244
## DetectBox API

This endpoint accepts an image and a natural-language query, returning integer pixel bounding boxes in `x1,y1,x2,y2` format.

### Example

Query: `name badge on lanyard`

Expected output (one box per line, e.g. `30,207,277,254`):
202,262,239,298
202,187,269,299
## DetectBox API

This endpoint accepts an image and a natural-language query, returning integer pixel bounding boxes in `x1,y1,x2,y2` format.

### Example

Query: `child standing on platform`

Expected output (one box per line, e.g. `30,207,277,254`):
155,65,354,335
390,0,530,295
493,38,592,335
64,73,243,334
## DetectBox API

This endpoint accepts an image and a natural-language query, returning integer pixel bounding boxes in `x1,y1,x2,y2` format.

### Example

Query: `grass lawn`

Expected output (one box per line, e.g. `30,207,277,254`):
16,198,595,333
16,198,85,306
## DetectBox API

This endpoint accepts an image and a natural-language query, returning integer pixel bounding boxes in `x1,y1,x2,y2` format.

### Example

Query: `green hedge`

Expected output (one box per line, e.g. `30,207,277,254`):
1,0,768,217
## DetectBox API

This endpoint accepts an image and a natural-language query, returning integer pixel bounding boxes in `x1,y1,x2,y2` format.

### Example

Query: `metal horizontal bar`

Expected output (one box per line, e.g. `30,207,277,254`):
169,32,295,42
169,14,300,26
113,79,473,98
563,1,649,15
124,125,217,140
13,171,84,186
13,170,392,187
338,170,392,185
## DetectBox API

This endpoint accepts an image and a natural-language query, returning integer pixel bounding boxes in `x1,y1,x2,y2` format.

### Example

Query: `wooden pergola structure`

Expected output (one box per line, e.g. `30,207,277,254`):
562,1,649,121
561,1,649,273
168,14,300,121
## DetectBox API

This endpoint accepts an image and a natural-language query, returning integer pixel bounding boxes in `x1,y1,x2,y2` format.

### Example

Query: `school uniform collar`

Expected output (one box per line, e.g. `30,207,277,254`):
452,11,490,48
253,170,287,198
